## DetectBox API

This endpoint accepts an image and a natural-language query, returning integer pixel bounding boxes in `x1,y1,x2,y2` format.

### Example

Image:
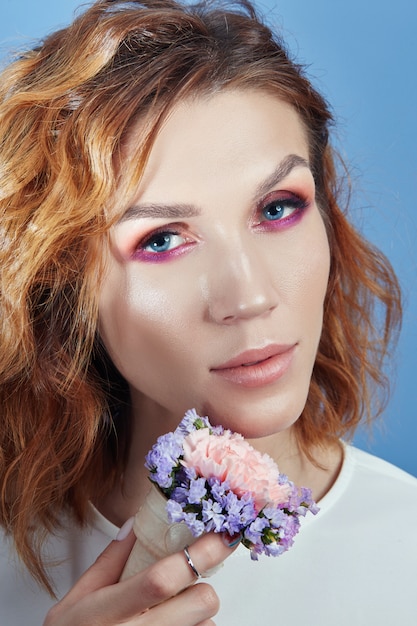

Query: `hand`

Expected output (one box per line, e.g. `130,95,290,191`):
43,530,239,625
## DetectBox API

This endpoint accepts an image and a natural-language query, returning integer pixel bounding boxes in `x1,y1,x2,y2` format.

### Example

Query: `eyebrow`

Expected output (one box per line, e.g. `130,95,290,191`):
118,153,310,223
117,202,200,223
253,154,310,200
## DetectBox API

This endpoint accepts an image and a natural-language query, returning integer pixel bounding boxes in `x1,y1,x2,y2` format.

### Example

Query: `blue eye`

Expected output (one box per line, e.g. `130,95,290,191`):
142,231,185,254
261,196,306,222
132,224,197,262
263,202,286,221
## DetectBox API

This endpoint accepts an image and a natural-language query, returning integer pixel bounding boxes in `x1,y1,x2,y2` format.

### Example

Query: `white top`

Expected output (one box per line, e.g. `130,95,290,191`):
1,444,417,625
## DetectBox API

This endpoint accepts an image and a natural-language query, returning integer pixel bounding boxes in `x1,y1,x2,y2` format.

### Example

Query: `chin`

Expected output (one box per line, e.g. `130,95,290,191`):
200,396,304,440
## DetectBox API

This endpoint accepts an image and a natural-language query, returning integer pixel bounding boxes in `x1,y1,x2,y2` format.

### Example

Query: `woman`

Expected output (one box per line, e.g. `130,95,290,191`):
0,0,416,624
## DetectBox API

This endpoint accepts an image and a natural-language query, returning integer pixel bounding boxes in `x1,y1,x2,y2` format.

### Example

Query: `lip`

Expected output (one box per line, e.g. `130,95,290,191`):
210,344,296,388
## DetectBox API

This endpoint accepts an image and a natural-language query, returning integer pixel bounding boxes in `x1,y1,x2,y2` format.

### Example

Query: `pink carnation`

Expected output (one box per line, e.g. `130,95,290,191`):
182,428,291,511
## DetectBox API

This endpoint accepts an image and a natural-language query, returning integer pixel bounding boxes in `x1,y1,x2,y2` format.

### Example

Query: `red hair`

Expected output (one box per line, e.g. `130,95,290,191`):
0,0,401,593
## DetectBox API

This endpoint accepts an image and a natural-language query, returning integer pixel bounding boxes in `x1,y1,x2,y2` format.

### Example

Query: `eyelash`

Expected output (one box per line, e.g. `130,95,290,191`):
255,192,308,230
131,223,194,262
130,192,308,262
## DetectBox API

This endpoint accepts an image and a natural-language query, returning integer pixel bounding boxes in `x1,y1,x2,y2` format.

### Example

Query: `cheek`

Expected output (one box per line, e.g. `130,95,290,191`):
98,267,195,380
306,230,331,343
282,214,330,314
304,238,330,306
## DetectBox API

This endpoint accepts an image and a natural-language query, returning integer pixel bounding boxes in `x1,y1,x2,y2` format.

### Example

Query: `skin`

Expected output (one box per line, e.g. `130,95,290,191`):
46,89,342,625
100,91,328,439
44,531,239,625
98,90,339,522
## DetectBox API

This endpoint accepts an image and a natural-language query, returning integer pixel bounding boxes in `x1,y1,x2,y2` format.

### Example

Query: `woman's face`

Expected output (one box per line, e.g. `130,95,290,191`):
98,90,330,439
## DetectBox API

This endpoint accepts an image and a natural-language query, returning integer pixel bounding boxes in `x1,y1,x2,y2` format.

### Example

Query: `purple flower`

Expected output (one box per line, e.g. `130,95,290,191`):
188,477,207,504
182,511,205,537
202,499,226,532
208,477,230,502
170,485,189,504
166,499,206,536
166,499,185,523
174,408,211,437
264,542,286,557
263,506,286,528
244,516,270,545
222,492,257,534
146,409,319,561
145,432,184,489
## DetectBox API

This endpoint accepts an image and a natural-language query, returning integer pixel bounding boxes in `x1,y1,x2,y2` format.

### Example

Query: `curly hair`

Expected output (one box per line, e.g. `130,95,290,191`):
0,0,401,593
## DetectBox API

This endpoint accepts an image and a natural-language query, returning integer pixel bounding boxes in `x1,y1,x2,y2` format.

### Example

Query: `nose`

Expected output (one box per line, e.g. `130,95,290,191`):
205,241,279,324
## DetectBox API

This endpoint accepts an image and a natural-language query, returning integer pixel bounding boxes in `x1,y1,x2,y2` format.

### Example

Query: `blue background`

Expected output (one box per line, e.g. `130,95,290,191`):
1,0,416,476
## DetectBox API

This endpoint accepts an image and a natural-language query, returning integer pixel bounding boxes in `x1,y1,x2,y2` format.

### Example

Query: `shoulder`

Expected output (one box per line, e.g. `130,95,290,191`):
323,443,417,523
0,526,56,624
0,507,115,625
347,444,417,490
316,442,417,522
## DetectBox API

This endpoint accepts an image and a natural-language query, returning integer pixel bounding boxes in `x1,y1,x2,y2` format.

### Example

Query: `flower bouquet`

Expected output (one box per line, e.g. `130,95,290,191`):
121,409,318,579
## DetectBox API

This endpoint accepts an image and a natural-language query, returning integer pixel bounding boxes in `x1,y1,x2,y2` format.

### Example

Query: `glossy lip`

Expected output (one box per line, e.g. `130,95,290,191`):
210,344,297,388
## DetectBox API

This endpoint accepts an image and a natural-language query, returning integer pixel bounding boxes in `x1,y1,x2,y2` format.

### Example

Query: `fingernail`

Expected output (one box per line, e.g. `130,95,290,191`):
116,516,135,541
222,532,242,548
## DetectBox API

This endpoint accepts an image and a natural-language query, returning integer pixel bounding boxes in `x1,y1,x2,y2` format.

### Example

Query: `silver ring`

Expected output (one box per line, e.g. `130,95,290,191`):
183,545,201,579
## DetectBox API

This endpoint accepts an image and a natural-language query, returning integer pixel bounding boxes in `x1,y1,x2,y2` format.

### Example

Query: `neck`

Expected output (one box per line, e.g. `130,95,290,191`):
96,403,343,527
96,396,180,527
247,430,343,502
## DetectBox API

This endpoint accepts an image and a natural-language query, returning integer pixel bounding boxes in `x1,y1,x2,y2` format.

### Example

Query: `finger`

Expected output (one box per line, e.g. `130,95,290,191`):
97,531,239,621
57,528,136,609
139,582,219,626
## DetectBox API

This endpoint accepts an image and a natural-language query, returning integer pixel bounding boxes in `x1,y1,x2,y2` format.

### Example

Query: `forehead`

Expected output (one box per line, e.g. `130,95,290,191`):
109,89,311,226
126,89,308,155
123,90,309,201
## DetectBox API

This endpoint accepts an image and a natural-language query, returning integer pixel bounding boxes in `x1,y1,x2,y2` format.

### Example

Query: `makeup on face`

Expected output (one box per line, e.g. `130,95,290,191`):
98,89,330,442
114,153,311,264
